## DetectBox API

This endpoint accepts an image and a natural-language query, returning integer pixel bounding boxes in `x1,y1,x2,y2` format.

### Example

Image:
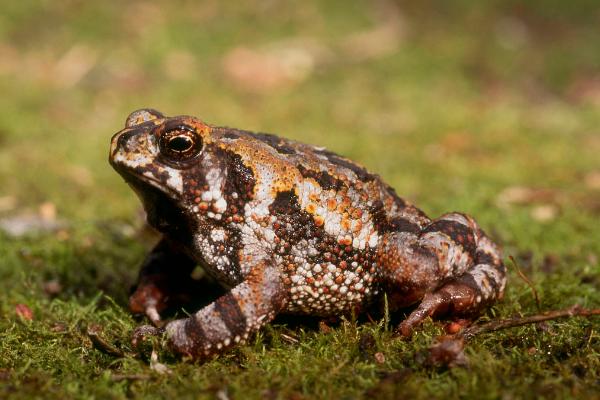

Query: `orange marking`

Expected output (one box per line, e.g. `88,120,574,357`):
339,235,352,246
341,218,351,231
326,198,337,211
351,208,363,219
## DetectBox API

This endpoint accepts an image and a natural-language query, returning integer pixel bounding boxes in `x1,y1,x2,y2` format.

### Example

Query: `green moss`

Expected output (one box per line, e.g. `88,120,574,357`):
0,1,598,398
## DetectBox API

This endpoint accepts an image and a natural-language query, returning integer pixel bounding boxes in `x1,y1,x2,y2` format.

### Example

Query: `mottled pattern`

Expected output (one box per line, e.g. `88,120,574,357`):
109,109,507,360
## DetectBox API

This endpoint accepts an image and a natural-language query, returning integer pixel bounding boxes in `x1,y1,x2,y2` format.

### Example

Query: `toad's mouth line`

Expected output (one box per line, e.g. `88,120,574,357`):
110,160,180,200
119,171,192,234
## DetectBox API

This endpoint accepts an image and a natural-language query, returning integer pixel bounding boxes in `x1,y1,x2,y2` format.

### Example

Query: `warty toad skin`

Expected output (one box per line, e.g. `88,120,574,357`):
109,109,506,360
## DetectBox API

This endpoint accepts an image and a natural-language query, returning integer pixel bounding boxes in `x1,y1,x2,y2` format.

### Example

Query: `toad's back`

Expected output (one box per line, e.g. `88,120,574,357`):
208,127,433,315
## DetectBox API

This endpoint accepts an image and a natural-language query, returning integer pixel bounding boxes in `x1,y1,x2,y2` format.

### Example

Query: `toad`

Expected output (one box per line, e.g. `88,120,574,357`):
109,109,506,359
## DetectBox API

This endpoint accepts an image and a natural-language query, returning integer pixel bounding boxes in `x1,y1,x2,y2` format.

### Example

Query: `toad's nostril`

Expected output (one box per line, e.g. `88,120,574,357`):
125,108,165,128
116,129,139,152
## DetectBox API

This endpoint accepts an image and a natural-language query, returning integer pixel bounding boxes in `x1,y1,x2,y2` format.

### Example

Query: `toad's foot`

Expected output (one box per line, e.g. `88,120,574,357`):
129,281,168,327
397,281,479,337
131,325,165,348
129,239,224,327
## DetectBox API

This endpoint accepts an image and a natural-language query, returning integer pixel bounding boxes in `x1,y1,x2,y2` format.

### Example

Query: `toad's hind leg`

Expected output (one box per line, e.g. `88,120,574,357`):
381,213,506,336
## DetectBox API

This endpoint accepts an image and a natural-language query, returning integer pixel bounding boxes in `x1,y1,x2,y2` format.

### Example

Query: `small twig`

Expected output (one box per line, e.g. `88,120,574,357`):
280,332,299,344
460,304,600,340
110,373,152,382
87,324,132,358
587,328,596,347
510,255,541,312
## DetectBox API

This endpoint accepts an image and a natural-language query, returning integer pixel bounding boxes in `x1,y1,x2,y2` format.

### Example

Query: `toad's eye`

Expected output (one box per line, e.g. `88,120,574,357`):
159,125,203,162
166,135,193,152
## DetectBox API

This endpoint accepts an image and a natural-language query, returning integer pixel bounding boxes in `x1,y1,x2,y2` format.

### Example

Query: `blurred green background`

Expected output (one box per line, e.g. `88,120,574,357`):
0,1,599,399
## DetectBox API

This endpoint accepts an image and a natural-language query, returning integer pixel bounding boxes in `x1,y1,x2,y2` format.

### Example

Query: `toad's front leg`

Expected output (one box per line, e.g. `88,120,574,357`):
129,239,196,325
130,238,222,326
163,261,287,359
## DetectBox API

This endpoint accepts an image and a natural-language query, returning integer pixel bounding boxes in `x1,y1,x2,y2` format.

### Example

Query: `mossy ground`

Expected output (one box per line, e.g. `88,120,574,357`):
1,1,599,399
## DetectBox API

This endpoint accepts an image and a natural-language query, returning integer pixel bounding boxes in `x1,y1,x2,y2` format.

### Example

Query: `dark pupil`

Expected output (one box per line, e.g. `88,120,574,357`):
168,135,193,152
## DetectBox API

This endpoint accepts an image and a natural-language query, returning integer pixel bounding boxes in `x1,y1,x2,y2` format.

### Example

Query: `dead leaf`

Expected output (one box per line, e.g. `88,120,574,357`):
15,304,33,320
494,17,530,51
426,336,467,368
53,45,98,88
341,18,405,61
67,165,94,187
496,186,559,208
0,196,16,213
584,171,600,190
43,279,62,296
530,204,558,222
0,215,66,237
163,50,197,80
340,1,405,61
222,40,321,93
0,44,18,75
0,202,68,237
50,322,67,333
567,75,600,106
38,202,56,221
374,352,386,364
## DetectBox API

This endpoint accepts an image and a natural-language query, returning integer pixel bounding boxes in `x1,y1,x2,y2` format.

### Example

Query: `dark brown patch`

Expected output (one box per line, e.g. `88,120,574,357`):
483,268,500,293
384,184,409,210
315,148,377,182
388,217,421,234
475,249,496,266
370,200,389,232
217,127,298,154
269,190,320,250
297,164,345,191
222,131,241,139
456,273,487,300
459,262,500,299
269,190,301,215
370,199,422,234
423,219,477,256
250,132,298,154
182,316,208,355
223,150,256,201
214,294,248,335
